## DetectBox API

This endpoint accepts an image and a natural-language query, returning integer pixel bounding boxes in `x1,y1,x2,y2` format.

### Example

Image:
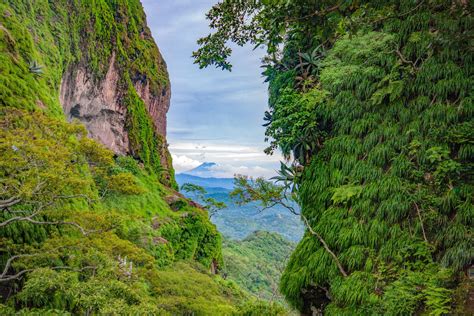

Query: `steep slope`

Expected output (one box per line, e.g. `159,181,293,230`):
0,1,282,314
266,5,473,315
223,231,296,302
0,0,174,186
194,1,473,315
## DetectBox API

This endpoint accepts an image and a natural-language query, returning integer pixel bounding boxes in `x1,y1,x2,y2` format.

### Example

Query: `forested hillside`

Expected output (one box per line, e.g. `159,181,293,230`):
222,231,295,303
196,1,473,314
0,1,283,314
176,170,304,241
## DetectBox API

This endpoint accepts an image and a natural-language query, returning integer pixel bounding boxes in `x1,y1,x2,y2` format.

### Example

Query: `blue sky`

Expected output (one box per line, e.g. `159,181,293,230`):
141,0,282,177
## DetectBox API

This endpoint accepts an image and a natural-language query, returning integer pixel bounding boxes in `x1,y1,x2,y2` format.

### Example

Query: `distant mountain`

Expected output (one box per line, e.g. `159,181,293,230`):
175,173,235,190
176,168,304,242
184,162,218,177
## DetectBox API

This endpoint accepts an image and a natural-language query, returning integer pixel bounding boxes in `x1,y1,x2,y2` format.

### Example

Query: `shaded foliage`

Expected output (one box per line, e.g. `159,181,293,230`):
198,0,473,314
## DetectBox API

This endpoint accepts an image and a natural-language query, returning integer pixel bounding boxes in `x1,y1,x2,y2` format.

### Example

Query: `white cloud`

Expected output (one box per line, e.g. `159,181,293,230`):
170,141,283,178
171,154,201,173
169,141,282,163
207,163,275,178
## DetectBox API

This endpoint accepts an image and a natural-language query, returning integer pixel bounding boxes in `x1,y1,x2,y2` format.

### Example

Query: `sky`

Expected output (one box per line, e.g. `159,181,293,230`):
141,0,283,178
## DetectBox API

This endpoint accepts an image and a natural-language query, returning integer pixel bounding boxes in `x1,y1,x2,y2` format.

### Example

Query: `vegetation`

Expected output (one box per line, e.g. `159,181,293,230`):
0,109,243,314
181,183,227,218
0,0,286,314
0,0,175,186
222,231,295,303
198,0,473,314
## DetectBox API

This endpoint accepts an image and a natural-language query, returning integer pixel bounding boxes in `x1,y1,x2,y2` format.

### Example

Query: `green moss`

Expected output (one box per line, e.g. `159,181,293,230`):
1,0,172,184
273,7,473,314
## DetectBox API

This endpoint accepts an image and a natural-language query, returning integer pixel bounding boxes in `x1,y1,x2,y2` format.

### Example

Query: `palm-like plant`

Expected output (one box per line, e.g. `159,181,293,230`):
271,162,304,197
262,110,272,127
296,44,326,76
294,45,326,91
28,60,43,76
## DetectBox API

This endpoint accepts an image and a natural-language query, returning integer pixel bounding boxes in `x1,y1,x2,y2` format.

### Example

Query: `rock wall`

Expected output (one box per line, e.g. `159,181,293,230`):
60,53,130,155
60,53,172,160
60,53,171,162
52,0,175,186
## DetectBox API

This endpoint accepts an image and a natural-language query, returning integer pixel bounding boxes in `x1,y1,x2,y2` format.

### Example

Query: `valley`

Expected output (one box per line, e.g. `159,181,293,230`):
176,162,304,242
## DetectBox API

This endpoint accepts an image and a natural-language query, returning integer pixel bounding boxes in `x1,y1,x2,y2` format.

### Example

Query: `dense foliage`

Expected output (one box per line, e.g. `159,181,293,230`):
0,109,242,314
222,231,295,303
198,0,473,314
0,0,288,314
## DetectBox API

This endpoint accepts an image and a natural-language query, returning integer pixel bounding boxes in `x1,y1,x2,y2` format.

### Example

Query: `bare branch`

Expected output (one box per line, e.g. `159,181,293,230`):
0,197,21,209
0,266,97,283
0,269,34,282
20,218,98,235
301,214,348,277
232,175,347,276
1,254,39,278
0,212,97,236
0,211,41,227
52,194,96,205
395,48,420,71
414,202,429,243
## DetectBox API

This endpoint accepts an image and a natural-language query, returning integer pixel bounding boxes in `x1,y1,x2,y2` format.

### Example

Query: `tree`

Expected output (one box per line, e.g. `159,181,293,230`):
180,183,227,218
0,110,97,230
231,174,348,278
0,109,133,283
193,0,347,71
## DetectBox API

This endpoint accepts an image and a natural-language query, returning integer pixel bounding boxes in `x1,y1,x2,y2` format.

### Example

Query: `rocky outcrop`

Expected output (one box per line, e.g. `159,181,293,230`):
54,0,173,185
134,80,171,137
60,53,130,155
60,52,171,158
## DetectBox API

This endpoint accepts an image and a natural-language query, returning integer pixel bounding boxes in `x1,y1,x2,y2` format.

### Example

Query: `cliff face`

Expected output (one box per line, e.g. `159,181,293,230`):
60,53,130,155
0,0,175,187
59,52,172,158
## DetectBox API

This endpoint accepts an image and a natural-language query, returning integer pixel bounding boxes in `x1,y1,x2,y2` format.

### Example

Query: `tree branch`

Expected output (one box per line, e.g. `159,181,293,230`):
0,212,96,235
0,265,97,283
1,254,39,279
414,202,429,243
285,4,342,23
395,48,420,71
0,197,21,209
0,211,41,227
301,214,348,277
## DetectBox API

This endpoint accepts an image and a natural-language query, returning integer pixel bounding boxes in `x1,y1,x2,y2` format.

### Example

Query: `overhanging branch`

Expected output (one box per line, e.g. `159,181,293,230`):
301,214,348,277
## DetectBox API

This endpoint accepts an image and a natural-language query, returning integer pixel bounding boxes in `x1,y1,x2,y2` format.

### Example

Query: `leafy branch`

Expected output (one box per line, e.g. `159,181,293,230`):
180,183,227,218
0,245,97,283
231,173,348,277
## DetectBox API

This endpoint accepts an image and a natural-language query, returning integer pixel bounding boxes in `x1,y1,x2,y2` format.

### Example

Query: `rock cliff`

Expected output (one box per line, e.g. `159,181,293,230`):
1,0,175,187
